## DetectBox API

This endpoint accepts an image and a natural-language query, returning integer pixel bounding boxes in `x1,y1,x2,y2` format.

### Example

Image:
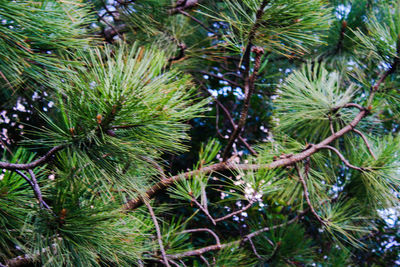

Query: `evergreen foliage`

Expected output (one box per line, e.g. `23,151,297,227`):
0,0,399,266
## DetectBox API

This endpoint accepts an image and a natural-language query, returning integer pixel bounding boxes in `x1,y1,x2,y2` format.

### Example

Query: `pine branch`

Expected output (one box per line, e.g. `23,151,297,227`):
248,237,261,259
0,145,64,170
352,129,377,160
179,228,221,247
199,255,210,266
167,213,301,259
200,84,257,155
222,46,264,160
320,145,365,172
145,200,171,267
124,107,368,210
295,164,325,224
191,197,216,225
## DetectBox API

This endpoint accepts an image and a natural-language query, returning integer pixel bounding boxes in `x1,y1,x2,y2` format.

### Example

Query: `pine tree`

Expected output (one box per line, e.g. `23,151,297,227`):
0,0,399,266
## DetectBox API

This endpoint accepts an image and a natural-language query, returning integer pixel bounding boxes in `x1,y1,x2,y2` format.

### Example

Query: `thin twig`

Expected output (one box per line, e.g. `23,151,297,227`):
248,237,261,259
0,145,64,170
14,170,51,211
320,145,365,172
28,169,51,210
199,255,210,267
144,201,171,267
367,39,399,106
295,164,325,224
192,198,216,225
222,46,264,160
200,183,209,212
167,213,301,259
328,115,335,135
352,129,377,160
342,103,365,111
200,84,257,155
180,228,221,247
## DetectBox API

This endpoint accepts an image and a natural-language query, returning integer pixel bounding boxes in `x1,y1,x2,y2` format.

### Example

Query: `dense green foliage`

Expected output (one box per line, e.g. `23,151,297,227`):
0,0,399,266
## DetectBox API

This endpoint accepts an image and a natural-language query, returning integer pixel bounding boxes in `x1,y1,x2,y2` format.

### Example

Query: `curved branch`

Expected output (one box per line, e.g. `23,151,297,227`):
320,145,365,172
342,103,365,111
145,201,171,267
124,109,368,210
0,145,64,170
167,213,300,259
192,197,216,225
295,164,325,224
352,129,377,160
180,228,221,246
200,84,257,155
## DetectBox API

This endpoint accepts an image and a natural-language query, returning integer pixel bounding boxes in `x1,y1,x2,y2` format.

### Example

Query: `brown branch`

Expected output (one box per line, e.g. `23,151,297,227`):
328,115,335,135
144,201,171,267
342,103,365,111
115,0,136,4
248,237,261,259
3,239,61,267
320,145,365,172
241,0,270,71
180,228,221,247
167,213,300,259
169,0,199,14
352,129,377,160
294,164,325,224
28,169,52,210
222,46,264,160
199,255,210,267
200,84,257,155
192,198,216,225
0,145,64,170
124,109,368,210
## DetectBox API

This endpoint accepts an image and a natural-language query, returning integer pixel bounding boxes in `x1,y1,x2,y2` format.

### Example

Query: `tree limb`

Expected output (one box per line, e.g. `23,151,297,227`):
179,228,221,247
320,145,365,172
295,164,325,224
0,145,64,170
144,201,171,267
124,108,367,210
352,129,377,160
167,213,300,259
222,46,264,160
